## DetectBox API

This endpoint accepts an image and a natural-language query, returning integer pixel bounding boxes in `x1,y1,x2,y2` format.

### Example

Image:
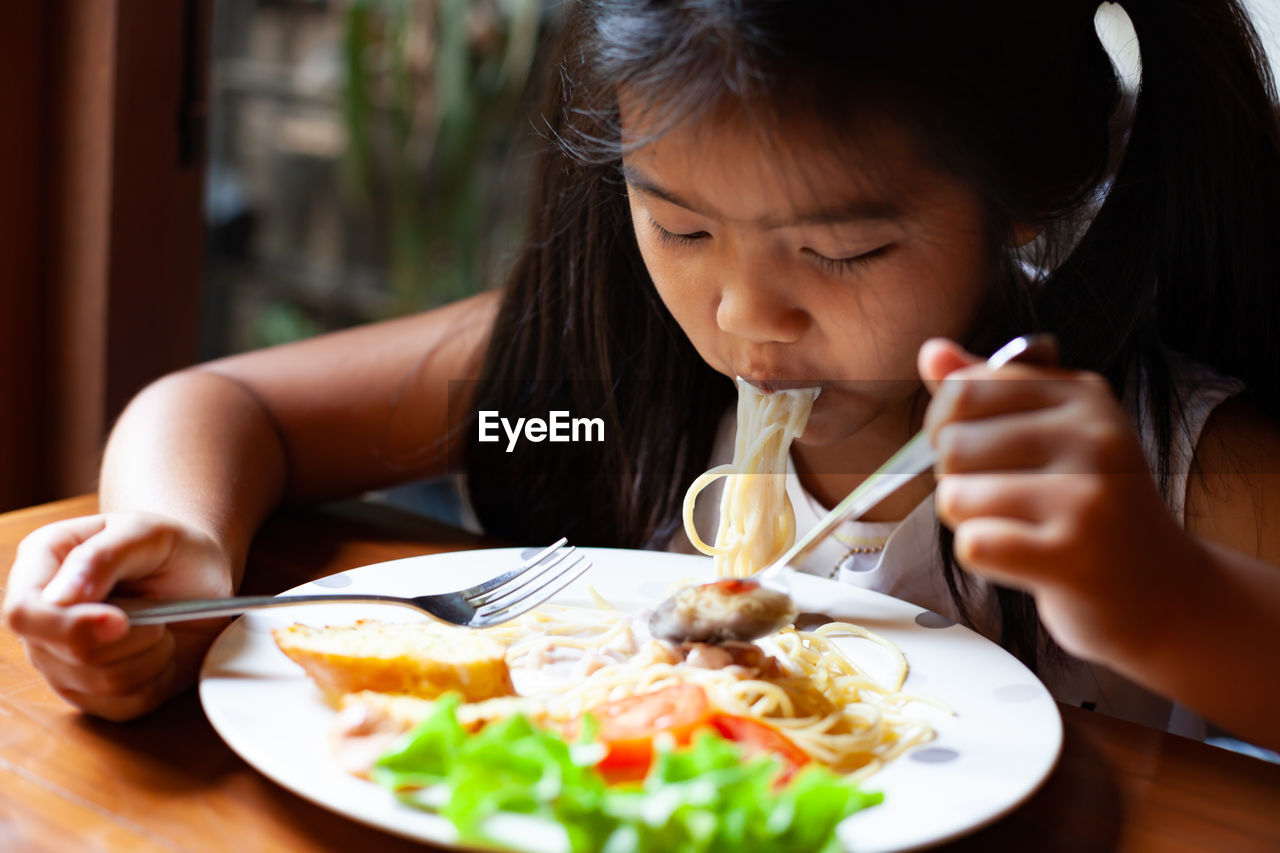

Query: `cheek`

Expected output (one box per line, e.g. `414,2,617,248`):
862,231,994,354
933,246,998,337
636,238,685,316
649,263,719,359
630,214,712,334
907,254,989,328
635,244,734,375
915,201,1001,333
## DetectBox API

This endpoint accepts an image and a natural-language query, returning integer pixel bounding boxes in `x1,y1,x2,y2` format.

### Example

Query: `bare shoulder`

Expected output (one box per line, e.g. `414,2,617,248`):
197,290,501,498
1185,394,1280,564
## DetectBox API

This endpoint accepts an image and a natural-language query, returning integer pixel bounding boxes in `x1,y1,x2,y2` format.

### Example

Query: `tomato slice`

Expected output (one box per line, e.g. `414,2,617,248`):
575,686,810,786
710,714,810,785
583,684,712,782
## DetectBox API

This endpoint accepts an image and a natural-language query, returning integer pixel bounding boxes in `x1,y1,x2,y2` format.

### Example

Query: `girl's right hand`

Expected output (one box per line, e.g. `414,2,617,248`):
2,513,235,721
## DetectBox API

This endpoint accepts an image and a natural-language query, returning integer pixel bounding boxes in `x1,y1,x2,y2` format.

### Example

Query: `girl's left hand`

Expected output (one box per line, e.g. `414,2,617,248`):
917,338,1205,662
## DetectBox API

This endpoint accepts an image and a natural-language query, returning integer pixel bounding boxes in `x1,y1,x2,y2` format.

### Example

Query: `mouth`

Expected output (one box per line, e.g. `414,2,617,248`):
739,377,825,394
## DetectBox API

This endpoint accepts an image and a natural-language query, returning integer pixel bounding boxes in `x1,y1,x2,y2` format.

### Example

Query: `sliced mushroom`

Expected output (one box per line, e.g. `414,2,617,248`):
648,579,797,644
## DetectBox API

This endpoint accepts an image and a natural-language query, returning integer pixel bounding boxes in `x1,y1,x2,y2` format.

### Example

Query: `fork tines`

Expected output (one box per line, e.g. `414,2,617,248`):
470,544,591,626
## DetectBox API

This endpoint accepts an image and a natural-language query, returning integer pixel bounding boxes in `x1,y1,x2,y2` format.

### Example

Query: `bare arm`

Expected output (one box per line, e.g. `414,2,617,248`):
98,370,287,590
101,290,498,578
1125,396,1280,747
921,339,1280,750
196,289,498,504
5,290,498,719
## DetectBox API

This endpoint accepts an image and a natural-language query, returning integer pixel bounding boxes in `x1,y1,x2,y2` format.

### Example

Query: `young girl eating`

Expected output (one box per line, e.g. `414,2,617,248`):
6,0,1279,751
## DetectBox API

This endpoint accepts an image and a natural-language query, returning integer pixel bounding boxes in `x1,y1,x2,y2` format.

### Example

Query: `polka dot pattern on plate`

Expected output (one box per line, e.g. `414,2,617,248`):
795,612,838,630
914,610,955,629
200,547,1067,853
910,746,960,764
311,573,352,589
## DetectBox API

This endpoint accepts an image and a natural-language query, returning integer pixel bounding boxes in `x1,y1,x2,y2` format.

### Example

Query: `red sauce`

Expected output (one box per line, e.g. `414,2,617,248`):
710,579,759,595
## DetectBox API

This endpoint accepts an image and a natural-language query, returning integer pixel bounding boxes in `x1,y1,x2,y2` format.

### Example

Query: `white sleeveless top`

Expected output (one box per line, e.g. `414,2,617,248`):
671,354,1243,738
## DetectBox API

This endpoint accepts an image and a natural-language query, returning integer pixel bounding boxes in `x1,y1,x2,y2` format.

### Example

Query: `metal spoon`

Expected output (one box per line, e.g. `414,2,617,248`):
649,334,1059,644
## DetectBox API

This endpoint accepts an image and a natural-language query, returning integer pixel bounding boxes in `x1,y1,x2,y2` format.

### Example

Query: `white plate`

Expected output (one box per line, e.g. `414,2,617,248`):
200,547,1061,852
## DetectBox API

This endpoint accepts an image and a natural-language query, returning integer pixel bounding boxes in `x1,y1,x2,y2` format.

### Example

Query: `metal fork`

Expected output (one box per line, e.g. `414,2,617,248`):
114,538,590,628
755,333,1060,587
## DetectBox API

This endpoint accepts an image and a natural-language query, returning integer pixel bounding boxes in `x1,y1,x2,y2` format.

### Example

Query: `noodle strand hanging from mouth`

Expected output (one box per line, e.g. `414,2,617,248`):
683,378,820,578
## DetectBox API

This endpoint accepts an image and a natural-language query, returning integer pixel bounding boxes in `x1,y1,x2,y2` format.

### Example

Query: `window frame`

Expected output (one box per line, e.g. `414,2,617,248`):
0,0,210,511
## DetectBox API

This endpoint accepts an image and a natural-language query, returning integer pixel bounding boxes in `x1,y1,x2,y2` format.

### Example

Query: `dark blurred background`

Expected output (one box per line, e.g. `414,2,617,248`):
0,0,554,512
204,0,550,356
0,1,1276,513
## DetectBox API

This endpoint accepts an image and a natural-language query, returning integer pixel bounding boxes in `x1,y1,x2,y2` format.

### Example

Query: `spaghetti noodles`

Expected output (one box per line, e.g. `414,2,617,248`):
682,378,820,578
347,599,942,781
301,379,943,790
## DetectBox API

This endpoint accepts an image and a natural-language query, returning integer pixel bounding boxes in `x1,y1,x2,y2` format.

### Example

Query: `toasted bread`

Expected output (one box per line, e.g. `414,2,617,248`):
273,619,515,702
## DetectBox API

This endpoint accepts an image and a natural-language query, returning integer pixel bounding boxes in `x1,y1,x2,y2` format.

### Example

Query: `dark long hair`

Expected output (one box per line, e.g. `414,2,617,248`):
465,0,1280,670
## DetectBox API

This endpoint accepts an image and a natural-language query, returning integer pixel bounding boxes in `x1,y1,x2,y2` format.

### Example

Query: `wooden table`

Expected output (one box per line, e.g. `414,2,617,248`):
2,496,1278,852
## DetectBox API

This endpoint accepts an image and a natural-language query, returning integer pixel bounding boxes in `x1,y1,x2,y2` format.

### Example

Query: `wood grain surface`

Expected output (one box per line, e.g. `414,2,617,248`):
2,496,1277,852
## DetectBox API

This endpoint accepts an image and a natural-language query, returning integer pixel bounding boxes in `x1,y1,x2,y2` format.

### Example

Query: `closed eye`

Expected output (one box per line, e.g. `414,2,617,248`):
805,244,892,276
649,217,709,248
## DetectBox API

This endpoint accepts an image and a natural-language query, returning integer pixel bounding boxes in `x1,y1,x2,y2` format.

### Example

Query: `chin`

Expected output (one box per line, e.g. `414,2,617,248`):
797,381,921,446
795,391,877,446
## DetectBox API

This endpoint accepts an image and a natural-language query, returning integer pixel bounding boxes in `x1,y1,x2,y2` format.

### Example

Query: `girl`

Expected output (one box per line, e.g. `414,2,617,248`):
5,0,1279,750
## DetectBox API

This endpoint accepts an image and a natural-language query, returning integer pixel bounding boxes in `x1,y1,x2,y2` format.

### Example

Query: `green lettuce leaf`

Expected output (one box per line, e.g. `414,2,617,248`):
372,697,880,853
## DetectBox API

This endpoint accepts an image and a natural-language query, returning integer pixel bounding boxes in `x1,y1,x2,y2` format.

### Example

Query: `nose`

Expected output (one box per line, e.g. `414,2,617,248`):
715,271,810,344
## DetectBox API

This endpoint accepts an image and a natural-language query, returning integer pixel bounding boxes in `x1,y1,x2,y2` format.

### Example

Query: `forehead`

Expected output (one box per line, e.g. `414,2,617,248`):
619,92,931,221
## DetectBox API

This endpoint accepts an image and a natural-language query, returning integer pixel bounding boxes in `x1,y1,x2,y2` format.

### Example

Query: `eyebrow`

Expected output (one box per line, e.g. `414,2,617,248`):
621,164,902,228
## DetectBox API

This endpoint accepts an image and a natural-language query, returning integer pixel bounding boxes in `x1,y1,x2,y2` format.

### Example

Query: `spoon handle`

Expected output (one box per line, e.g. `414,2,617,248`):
756,333,1059,582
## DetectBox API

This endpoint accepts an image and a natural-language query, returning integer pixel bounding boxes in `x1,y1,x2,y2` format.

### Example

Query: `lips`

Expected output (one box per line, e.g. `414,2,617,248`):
739,377,824,394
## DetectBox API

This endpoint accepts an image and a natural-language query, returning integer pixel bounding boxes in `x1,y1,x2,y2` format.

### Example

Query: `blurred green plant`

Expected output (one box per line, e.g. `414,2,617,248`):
341,0,543,315
254,301,325,346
